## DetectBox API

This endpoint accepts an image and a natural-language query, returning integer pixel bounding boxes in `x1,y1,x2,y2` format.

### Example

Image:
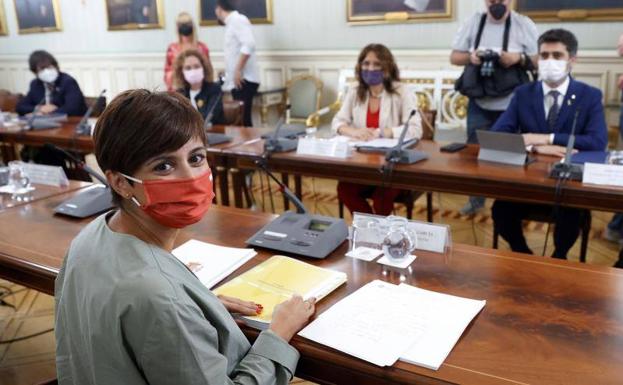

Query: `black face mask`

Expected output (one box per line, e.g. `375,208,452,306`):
178,23,193,36
489,3,507,20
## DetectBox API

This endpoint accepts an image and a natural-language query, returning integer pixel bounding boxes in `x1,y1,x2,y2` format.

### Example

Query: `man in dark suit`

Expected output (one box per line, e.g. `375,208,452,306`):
491,29,607,259
16,50,87,117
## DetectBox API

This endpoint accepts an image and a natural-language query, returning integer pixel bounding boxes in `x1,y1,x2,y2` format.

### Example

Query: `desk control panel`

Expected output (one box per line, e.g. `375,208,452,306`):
246,211,348,259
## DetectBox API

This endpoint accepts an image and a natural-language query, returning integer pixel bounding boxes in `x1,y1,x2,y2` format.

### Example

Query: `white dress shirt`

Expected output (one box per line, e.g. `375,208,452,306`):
223,11,260,91
541,75,570,144
189,89,200,110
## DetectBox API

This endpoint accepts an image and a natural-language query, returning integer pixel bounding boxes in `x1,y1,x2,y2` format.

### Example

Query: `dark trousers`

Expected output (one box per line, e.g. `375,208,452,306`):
492,200,586,259
232,80,259,127
466,99,504,144
338,182,402,216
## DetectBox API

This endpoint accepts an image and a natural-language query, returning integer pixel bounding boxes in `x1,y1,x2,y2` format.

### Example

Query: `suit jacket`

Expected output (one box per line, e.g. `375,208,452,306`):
16,72,87,117
491,77,607,151
331,82,422,140
180,81,225,125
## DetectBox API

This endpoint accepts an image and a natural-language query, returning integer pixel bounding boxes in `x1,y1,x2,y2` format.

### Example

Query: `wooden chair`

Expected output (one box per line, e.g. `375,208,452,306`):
285,75,323,125
0,89,23,112
492,211,592,263
222,100,244,126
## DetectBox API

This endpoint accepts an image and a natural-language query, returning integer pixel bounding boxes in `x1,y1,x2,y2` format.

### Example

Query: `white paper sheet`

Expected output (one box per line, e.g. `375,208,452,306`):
172,239,256,289
583,163,623,187
397,284,486,370
298,280,486,369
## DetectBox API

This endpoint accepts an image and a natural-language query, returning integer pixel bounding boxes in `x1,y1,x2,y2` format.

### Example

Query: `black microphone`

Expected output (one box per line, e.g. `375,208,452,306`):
263,105,298,154
549,94,583,180
76,89,106,135
44,143,109,186
385,109,427,164
204,75,225,129
254,158,307,214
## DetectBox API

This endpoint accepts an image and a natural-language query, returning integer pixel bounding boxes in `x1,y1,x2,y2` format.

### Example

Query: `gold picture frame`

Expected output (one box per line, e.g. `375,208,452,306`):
14,0,62,34
347,0,453,25
513,1,623,22
105,0,164,31
199,0,273,26
0,0,8,36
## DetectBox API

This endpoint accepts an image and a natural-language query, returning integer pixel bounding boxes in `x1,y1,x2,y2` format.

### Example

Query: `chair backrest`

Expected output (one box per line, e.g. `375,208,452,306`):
335,69,466,131
286,75,323,124
222,100,244,126
83,96,107,118
0,89,23,112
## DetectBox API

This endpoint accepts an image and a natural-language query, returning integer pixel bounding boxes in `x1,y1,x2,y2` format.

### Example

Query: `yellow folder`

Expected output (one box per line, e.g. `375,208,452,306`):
214,255,347,328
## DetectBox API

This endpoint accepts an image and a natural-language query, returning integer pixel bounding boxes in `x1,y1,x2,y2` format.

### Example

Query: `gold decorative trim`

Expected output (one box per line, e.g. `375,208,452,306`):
0,0,8,36
199,0,273,26
347,0,453,25
14,0,62,34
105,0,164,31
513,3,623,22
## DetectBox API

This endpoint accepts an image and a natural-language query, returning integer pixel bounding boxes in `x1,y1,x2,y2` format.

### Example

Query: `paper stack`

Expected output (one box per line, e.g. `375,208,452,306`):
298,280,485,370
172,239,257,289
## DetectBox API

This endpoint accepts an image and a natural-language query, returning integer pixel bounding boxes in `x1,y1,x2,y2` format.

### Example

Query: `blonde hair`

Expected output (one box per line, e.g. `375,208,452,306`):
173,49,214,90
176,12,197,45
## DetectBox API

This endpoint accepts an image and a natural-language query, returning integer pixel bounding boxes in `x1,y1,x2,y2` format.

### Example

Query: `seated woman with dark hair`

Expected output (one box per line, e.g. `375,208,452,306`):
16,50,87,116
332,43,422,216
55,90,315,384
174,49,225,125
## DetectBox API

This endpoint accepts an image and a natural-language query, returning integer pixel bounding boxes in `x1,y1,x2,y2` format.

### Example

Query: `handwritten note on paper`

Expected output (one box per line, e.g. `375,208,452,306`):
583,163,623,187
298,280,427,367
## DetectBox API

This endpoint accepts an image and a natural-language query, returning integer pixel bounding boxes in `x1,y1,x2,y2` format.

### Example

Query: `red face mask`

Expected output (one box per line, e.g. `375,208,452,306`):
121,169,215,228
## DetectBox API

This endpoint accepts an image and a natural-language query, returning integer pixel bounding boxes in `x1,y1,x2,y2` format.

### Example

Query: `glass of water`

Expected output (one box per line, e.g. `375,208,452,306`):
8,161,31,201
382,216,417,262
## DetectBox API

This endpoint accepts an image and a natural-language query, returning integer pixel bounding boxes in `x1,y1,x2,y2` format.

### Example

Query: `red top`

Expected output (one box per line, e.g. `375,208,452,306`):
366,106,380,129
164,42,211,91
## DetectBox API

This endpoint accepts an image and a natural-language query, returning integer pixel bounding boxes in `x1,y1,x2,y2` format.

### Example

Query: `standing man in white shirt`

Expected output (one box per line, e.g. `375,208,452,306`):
215,0,261,127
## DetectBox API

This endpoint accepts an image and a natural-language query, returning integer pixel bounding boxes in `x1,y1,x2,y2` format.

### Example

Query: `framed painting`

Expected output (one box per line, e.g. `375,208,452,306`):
199,0,273,26
105,0,164,30
14,0,62,34
514,0,623,22
347,0,453,25
0,0,7,36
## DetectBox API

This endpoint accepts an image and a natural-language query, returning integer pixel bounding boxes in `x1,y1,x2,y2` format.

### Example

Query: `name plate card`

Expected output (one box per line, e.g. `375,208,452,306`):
21,162,69,187
407,222,449,254
352,213,452,255
297,137,350,159
583,163,623,187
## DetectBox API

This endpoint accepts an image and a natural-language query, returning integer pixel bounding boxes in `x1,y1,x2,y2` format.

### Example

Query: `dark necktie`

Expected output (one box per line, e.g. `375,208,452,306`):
547,90,560,131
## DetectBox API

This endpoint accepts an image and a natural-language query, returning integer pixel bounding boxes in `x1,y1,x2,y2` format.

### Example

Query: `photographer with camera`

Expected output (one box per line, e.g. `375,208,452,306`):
450,0,538,215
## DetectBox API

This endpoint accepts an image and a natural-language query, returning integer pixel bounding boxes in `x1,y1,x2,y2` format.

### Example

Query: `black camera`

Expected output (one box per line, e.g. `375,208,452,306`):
477,50,500,77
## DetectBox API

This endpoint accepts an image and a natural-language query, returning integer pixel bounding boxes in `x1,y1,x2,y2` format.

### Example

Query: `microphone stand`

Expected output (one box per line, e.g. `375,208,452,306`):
264,105,298,153
76,89,106,136
384,110,426,164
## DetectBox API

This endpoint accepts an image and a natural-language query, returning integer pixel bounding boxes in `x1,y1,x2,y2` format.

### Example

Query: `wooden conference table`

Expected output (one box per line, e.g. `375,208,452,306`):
2,120,623,213
0,186,621,385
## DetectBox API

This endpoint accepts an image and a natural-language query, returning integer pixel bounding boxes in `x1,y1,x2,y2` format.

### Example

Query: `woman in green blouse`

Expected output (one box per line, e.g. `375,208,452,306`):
55,89,315,385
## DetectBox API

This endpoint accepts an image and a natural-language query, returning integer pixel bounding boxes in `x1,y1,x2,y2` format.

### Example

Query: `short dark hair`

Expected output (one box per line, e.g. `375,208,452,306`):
28,50,58,73
216,0,236,11
94,90,206,205
538,29,578,57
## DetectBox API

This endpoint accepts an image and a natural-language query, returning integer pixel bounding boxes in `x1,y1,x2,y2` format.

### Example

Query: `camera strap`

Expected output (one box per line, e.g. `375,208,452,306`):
474,13,511,51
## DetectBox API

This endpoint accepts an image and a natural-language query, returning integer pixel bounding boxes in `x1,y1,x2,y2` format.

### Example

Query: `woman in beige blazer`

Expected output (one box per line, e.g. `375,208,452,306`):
332,43,422,216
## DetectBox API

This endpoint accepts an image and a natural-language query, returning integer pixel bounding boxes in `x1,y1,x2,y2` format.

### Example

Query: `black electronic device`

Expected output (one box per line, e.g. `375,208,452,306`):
549,95,583,181
45,144,115,218
263,106,299,153
440,142,467,153
385,110,428,164
75,89,106,136
245,158,348,259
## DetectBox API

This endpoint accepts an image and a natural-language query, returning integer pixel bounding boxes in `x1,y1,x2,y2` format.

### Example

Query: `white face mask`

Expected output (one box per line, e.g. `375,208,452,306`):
37,67,59,84
183,67,204,86
538,59,569,85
